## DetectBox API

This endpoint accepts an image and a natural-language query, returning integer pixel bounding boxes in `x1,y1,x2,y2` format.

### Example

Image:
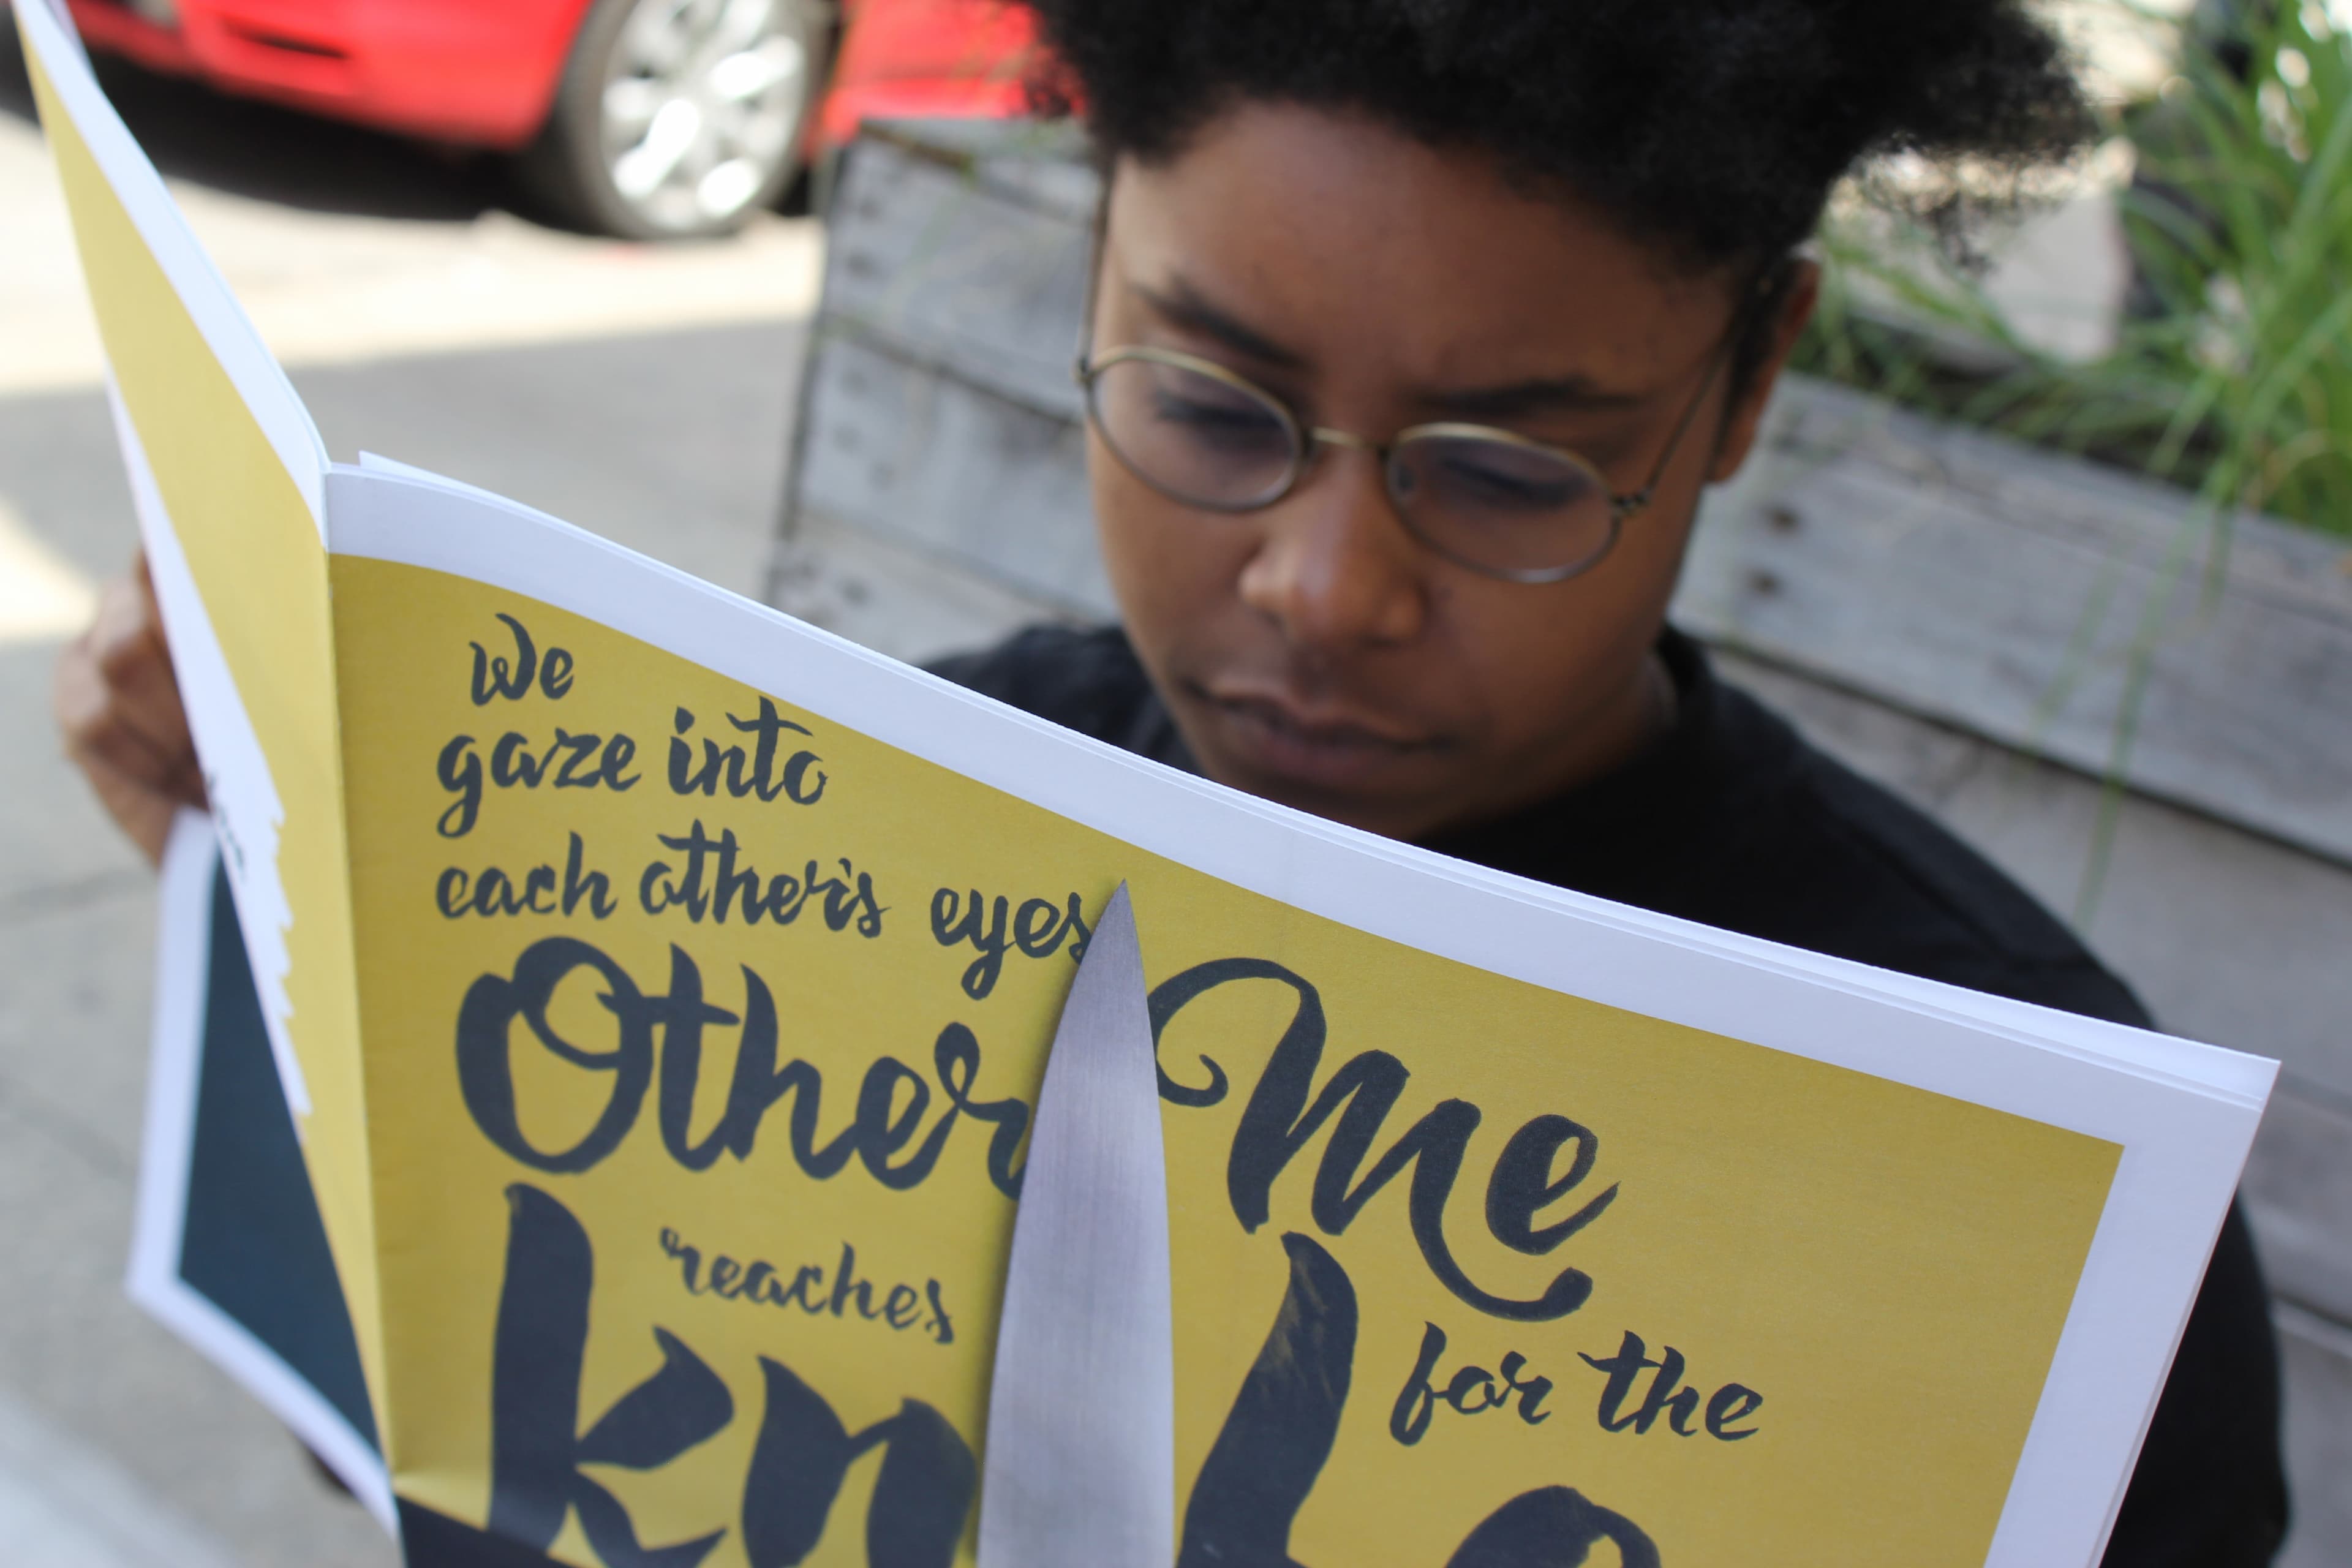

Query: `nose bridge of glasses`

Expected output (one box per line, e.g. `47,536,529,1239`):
1286,427,1434,582
1308,425,1376,453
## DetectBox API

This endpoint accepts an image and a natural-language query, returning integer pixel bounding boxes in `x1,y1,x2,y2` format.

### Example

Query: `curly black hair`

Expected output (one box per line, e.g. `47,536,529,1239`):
1014,0,2097,274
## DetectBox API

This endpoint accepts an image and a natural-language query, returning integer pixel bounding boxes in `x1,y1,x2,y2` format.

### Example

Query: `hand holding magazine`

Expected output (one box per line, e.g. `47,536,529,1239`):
19,2,2277,1564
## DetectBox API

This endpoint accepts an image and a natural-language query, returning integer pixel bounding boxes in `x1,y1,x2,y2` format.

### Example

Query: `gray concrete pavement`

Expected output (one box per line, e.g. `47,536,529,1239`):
0,1385,239,1567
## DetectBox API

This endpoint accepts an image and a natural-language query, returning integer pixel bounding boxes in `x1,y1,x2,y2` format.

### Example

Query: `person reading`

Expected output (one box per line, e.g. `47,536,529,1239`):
54,0,2287,1561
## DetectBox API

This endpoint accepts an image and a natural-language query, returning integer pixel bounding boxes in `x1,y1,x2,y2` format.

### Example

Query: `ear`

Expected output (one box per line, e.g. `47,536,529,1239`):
1706,259,1820,484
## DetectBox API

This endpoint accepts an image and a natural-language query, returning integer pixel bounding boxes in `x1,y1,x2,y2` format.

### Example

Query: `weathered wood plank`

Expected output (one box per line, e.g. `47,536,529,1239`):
2248,1090,2352,1324
768,507,1088,666
1684,381,2352,864
2275,1305,2352,1568
816,127,1091,421
794,331,1112,615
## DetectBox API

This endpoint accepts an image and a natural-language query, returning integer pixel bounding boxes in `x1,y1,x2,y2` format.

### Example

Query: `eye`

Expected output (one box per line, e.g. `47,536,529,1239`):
1442,456,1574,507
1088,355,1302,506
1147,377,1289,450
1411,439,1596,516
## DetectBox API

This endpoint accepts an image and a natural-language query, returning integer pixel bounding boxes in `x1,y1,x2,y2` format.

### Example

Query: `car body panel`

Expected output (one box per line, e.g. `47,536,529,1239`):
64,0,1037,153
818,0,1038,145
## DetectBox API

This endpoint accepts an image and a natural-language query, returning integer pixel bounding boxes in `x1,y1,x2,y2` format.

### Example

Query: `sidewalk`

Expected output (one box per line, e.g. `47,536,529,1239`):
0,1389,241,1567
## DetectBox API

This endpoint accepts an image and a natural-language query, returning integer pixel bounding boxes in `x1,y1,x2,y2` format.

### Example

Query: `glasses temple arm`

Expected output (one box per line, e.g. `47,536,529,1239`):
1613,314,1750,518
1073,195,1110,381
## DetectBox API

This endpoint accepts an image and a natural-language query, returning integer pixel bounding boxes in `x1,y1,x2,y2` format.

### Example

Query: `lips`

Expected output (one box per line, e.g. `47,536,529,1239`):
1185,678,1446,791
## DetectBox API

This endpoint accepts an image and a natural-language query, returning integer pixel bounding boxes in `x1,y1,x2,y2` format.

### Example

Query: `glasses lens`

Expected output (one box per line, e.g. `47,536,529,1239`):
1389,433,1616,578
1087,354,1299,509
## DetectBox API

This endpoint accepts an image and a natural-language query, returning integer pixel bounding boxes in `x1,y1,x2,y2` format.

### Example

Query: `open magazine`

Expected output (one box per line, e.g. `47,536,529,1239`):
21,2,2278,1564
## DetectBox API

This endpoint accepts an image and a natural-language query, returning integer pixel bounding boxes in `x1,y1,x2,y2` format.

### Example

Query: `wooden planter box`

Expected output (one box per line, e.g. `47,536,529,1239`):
769,121,2352,1562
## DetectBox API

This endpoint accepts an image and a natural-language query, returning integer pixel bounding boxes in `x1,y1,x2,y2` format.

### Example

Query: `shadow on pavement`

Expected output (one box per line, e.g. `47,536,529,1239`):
1,17,507,223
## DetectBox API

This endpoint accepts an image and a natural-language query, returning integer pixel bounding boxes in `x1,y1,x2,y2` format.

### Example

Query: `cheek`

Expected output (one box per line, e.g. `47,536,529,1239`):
1435,524,1687,739
1088,439,1256,642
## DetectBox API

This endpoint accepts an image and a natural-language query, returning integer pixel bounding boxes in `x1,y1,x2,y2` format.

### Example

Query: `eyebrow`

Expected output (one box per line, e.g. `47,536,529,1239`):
1131,278,1308,369
1129,275,1649,418
1414,375,1647,420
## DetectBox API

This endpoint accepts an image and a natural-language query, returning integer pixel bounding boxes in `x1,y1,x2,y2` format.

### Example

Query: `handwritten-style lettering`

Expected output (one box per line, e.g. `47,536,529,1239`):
469,614,570,705
436,729,639,839
437,833,616,920
456,938,1029,1197
1182,1232,1658,1568
637,821,883,935
658,1227,953,1344
669,701,827,805
1389,1322,1554,1446
1149,958,1610,1324
488,1185,973,1568
929,888,1090,999
1577,1330,1760,1441
485,1185,731,1565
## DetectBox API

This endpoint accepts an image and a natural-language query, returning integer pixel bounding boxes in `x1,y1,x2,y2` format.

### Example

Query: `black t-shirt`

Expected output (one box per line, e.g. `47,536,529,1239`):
930,621,2288,1568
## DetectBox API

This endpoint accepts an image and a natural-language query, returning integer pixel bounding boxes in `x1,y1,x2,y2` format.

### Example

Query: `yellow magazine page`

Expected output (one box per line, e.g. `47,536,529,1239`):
321,466,2259,1568
14,0,384,1409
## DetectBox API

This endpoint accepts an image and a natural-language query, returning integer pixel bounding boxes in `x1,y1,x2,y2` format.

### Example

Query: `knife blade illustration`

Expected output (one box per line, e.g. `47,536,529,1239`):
975,882,1174,1568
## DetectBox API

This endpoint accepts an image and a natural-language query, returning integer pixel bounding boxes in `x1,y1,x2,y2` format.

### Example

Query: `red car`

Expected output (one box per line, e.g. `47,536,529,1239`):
65,0,1041,238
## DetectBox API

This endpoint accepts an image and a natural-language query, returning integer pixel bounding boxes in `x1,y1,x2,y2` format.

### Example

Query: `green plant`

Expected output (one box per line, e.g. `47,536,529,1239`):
1794,0,2352,919
1798,0,2352,539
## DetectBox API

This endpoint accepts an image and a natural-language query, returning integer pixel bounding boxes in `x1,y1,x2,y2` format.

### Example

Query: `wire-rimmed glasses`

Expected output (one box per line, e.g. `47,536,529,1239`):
1074,334,1734,585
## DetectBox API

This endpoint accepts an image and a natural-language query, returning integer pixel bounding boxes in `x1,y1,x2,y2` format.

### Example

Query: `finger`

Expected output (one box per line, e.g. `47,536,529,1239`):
89,570,195,763
54,635,201,804
119,554,203,799
74,741,182,868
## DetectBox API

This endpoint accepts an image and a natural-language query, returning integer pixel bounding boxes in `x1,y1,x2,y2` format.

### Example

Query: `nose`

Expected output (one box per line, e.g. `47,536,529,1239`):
1235,445,1429,653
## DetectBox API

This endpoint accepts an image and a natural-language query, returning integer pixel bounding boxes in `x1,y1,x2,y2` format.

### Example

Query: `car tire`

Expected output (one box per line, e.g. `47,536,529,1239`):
513,0,826,240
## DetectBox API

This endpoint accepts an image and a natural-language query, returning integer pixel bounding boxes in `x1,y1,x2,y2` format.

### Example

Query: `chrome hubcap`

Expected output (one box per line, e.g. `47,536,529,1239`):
599,0,809,230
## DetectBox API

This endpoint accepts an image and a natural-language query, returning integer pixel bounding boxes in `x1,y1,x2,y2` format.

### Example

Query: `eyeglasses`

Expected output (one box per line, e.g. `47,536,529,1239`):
1073,325,1737,586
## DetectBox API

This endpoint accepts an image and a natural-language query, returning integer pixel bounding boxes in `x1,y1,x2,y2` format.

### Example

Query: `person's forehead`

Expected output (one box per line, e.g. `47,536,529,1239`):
1102,102,1734,390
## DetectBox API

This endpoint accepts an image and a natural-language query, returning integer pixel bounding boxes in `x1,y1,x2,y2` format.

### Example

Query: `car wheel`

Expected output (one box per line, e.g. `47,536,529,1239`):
516,0,823,240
